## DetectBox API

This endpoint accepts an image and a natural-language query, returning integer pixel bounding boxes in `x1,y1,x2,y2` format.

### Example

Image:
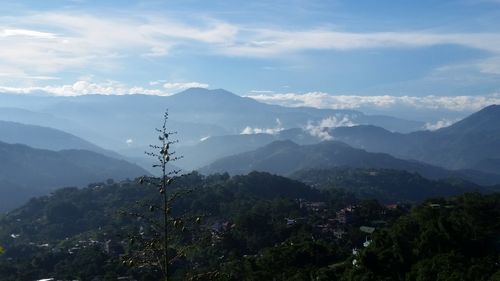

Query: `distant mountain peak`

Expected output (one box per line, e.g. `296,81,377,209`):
438,104,500,133
479,104,500,111
176,88,236,97
461,104,499,121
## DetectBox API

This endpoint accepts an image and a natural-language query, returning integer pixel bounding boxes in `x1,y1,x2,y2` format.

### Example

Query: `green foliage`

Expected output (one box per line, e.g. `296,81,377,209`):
0,164,497,280
0,172,362,280
293,167,484,203
344,192,500,281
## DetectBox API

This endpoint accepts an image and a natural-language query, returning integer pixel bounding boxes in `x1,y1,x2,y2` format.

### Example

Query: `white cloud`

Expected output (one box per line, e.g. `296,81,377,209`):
0,12,239,75
246,92,500,112
240,118,284,135
221,29,500,58
0,80,170,96
305,116,357,140
163,82,209,91
0,78,212,96
424,119,459,130
249,90,275,94
0,28,57,39
144,46,169,57
1,11,500,77
241,126,283,135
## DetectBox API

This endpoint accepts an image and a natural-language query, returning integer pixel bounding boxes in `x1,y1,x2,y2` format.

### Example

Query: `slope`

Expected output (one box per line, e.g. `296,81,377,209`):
200,140,500,185
0,141,149,212
329,104,500,173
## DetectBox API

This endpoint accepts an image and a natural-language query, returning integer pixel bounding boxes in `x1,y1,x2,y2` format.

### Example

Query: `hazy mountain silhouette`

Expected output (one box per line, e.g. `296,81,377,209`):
176,128,320,169
0,120,121,159
200,140,500,185
0,89,423,152
0,141,148,212
330,105,500,173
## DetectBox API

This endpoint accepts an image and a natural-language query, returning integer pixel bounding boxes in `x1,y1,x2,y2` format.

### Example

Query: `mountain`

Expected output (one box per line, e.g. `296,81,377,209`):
176,128,320,169
0,141,149,212
329,104,500,173
199,140,500,185
0,107,117,149
472,158,500,175
0,120,122,159
0,89,424,153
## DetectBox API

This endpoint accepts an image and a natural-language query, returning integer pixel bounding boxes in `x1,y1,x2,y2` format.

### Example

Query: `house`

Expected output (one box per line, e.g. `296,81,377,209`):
336,206,356,224
359,226,375,234
299,199,327,212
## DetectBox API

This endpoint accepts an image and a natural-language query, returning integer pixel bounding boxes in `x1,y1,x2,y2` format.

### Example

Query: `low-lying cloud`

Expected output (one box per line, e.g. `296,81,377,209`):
246,92,500,112
424,119,459,131
240,118,284,135
163,82,209,91
0,79,209,96
305,116,357,141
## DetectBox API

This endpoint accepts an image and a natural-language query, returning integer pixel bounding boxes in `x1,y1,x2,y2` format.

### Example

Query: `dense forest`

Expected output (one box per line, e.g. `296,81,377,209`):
0,170,497,280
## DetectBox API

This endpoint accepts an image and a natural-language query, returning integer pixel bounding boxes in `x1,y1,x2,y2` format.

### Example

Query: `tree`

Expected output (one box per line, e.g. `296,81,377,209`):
124,110,183,280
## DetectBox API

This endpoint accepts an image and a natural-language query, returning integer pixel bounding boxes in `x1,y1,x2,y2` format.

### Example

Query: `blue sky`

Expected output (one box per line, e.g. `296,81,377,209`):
0,0,500,113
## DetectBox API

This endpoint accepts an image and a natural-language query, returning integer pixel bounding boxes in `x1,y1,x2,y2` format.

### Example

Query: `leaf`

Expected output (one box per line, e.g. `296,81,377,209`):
0,245,4,254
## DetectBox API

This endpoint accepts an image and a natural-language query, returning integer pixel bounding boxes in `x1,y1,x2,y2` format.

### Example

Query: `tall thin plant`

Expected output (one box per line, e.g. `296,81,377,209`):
124,110,181,280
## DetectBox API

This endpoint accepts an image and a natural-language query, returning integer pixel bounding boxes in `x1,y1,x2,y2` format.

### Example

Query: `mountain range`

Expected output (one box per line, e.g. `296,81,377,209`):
0,120,121,159
0,141,148,212
329,104,500,174
200,140,500,186
0,89,424,152
176,128,319,169
0,89,498,212
183,104,500,177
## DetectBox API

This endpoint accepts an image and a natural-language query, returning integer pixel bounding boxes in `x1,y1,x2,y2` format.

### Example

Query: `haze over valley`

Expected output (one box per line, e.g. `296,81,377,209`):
0,1,499,280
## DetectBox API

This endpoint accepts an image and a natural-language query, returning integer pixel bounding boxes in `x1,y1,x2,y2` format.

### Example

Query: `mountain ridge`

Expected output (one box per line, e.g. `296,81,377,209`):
200,139,500,186
329,104,500,172
0,141,149,212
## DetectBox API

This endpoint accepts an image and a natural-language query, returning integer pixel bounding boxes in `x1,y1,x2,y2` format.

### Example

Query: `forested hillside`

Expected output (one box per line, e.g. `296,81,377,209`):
345,192,500,280
291,168,491,203
201,140,500,185
0,171,496,280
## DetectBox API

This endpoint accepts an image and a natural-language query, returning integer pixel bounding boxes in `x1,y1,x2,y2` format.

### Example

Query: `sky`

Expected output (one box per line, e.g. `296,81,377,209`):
0,0,500,114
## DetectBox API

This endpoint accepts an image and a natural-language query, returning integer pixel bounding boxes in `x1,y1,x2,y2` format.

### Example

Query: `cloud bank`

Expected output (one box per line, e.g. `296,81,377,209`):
0,80,209,96
246,92,500,112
